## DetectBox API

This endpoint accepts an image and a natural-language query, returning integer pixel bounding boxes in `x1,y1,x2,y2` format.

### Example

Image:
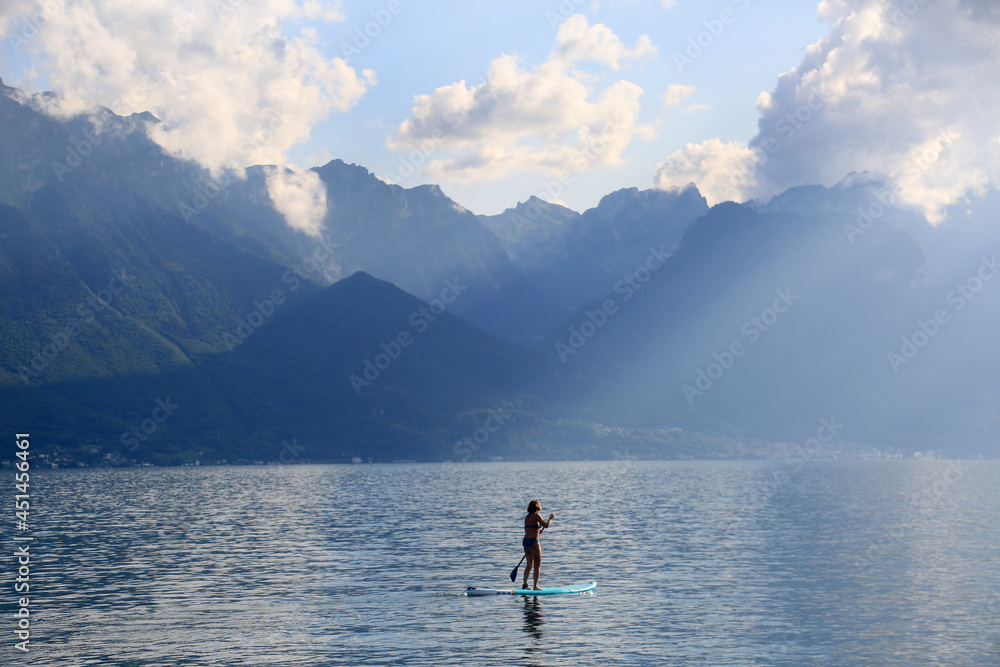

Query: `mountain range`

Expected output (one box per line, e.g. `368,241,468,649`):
2,78,999,465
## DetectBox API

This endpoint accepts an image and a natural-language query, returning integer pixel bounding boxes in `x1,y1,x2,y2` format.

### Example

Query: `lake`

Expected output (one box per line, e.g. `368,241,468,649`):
6,460,999,665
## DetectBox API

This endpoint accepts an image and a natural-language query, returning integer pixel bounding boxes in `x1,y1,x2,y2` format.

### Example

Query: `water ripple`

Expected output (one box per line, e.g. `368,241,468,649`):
2,460,997,665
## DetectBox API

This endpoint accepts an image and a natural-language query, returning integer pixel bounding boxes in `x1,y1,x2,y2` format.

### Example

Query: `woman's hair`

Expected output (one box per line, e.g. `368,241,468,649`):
527,499,540,513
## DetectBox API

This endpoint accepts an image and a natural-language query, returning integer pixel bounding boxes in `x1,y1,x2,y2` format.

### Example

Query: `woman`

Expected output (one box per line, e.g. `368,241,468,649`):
522,499,555,590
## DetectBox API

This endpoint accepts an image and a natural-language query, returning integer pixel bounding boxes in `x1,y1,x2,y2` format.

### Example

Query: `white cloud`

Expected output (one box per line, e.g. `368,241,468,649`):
683,103,709,113
553,14,656,70
755,0,1000,222
653,138,756,205
661,83,695,108
661,0,677,7
0,0,372,174
388,14,656,183
300,0,345,22
658,0,1000,222
265,167,328,237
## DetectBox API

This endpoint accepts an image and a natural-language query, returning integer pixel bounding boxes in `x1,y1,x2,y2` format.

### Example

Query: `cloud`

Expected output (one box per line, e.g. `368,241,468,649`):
661,0,677,7
653,138,757,204
0,0,373,173
265,167,328,237
300,0,345,22
553,14,656,70
387,14,656,183
655,0,1000,222
661,83,695,108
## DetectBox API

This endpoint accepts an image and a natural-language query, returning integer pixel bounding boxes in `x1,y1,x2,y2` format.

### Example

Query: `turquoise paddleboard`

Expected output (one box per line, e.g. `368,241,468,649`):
466,582,597,596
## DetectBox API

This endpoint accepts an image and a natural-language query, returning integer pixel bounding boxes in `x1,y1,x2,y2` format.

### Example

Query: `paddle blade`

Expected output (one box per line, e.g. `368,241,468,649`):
510,565,519,582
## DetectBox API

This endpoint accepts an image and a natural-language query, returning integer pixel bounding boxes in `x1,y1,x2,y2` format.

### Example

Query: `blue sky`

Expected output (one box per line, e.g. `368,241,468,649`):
1,0,996,222
305,0,829,213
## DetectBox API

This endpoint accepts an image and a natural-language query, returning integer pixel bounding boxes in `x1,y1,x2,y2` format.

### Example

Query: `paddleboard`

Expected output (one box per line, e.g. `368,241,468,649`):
466,582,596,596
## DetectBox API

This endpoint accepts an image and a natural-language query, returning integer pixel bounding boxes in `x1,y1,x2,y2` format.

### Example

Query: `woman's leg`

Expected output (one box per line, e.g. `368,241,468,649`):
531,543,543,589
522,549,534,589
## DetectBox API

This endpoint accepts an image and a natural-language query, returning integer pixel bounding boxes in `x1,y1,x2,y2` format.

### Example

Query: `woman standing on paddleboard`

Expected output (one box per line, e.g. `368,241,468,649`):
522,500,555,590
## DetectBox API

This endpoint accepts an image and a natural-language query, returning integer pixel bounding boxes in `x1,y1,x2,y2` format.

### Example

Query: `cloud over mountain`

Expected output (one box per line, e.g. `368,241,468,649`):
387,14,656,184
654,138,756,205
265,167,328,237
655,0,1000,221
0,0,374,172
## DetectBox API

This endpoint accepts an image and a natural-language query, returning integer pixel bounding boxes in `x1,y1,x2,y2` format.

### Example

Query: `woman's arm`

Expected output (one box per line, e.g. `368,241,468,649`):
539,513,555,529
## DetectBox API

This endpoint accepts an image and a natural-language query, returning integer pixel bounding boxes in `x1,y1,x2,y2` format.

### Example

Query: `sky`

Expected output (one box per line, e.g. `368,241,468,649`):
0,0,997,219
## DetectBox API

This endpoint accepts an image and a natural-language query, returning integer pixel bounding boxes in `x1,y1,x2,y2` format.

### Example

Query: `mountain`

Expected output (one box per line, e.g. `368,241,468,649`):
478,195,582,266
209,159,565,343
201,271,569,461
5,78,1000,462
549,177,1000,456
0,78,707,347
0,79,561,344
0,139,326,462
0,79,744,465
480,186,709,313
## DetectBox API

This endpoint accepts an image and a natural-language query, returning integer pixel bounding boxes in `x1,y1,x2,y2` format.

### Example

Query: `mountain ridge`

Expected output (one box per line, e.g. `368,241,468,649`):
4,79,1000,462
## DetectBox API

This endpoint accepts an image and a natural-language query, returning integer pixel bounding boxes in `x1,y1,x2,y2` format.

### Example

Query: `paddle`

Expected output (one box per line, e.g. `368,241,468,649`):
509,554,526,583
510,527,544,583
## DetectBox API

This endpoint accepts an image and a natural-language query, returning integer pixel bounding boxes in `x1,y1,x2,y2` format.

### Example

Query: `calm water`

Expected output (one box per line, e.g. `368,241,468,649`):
5,460,999,666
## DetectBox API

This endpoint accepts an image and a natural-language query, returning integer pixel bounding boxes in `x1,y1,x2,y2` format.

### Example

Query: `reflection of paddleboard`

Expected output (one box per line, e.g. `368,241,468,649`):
466,582,597,596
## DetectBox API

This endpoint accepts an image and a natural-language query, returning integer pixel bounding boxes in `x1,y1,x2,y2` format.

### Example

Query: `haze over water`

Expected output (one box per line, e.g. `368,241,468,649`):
8,460,999,666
